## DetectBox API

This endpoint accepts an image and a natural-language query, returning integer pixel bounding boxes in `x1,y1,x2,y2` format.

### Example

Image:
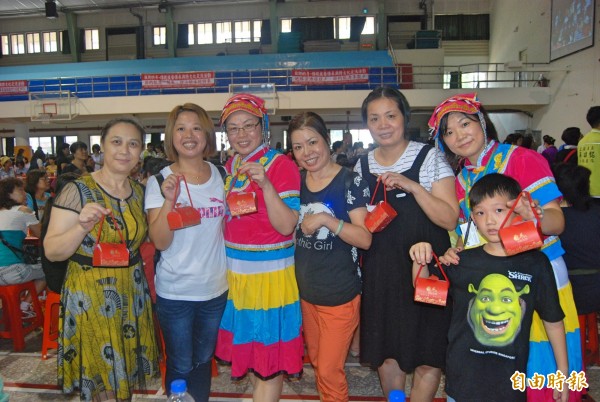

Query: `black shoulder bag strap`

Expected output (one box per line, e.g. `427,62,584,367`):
0,231,37,262
216,165,227,183
28,192,39,220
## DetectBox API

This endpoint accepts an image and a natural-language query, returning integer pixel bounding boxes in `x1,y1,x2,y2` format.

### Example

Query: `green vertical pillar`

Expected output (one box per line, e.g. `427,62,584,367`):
377,0,386,50
270,0,279,52
65,12,81,62
166,7,176,57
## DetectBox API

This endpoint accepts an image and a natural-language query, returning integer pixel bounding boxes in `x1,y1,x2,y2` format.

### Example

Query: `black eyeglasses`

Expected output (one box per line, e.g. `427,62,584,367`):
225,121,260,136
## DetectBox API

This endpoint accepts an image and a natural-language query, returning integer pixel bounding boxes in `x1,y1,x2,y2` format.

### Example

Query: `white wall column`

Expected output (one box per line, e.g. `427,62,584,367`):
14,124,30,146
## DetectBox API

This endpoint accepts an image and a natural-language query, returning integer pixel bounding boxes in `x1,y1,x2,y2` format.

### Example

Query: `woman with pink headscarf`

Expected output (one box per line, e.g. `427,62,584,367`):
429,93,582,402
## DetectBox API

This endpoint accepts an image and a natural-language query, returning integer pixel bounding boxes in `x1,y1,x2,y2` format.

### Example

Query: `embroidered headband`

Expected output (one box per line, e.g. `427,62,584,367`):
428,93,482,140
220,93,270,144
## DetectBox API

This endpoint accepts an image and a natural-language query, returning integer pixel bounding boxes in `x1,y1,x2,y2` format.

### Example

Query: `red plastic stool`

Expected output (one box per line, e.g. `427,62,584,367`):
41,290,61,359
579,312,599,367
0,281,44,352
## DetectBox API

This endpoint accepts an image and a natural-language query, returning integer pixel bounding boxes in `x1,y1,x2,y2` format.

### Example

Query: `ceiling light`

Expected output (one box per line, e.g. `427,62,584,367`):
45,0,58,19
158,1,168,13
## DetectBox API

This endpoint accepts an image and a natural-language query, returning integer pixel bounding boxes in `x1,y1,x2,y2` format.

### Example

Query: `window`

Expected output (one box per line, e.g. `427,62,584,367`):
234,20,252,43
26,33,41,53
362,16,375,35
29,137,54,155
84,28,100,50
337,17,351,40
186,23,195,45
216,131,227,151
281,19,291,33
153,26,166,45
330,129,372,146
11,34,25,55
65,136,79,145
89,135,101,149
42,31,58,52
197,23,213,44
216,21,232,43
253,20,262,42
435,14,490,40
1,35,9,55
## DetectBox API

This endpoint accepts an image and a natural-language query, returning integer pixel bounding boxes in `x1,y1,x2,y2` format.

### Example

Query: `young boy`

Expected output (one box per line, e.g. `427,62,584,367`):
410,173,569,402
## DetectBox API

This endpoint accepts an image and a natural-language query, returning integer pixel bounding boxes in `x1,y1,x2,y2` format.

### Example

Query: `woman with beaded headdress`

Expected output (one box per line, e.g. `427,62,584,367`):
214,94,303,401
429,93,583,402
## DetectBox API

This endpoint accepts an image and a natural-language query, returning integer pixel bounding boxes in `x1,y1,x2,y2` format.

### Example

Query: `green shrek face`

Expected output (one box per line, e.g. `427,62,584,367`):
467,274,529,347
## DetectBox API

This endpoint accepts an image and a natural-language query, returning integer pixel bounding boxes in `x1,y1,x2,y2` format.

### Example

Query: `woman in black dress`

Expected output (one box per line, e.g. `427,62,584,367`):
354,87,459,400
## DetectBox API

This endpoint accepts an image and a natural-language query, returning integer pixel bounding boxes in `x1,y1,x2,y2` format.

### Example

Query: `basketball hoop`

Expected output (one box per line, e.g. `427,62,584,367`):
38,113,54,125
29,91,78,122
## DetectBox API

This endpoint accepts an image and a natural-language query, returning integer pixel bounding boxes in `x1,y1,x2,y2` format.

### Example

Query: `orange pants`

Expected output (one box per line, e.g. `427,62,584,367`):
301,295,360,402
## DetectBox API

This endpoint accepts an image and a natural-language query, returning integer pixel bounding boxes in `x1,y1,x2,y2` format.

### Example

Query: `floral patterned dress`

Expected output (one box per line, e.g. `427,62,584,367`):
53,175,159,401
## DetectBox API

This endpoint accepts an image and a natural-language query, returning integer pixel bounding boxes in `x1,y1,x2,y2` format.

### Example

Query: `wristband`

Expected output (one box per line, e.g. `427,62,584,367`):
334,219,344,236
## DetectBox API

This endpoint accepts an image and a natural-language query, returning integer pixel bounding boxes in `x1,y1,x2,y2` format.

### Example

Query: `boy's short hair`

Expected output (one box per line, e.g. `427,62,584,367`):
469,173,522,208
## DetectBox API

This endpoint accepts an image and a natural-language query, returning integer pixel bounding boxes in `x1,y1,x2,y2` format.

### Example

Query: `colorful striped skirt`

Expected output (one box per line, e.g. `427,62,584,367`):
216,254,304,380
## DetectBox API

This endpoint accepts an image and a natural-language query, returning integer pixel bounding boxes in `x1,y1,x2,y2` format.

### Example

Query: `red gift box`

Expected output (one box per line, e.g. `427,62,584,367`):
498,191,543,256
364,177,397,233
226,171,258,217
414,252,450,306
92,212,129,267
167,176,201,230
167,206,201,230
227,191,257,216
93,243,129,267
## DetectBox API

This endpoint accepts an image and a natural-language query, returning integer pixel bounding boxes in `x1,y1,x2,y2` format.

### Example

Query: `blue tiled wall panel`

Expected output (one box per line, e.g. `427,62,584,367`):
2,95,28,101
196,87,219,94
93,91,113,98
162,88,196,94
369,75,382,85
126,81,142,90
43,84,61,92
76,84,93,93
215,78,232,87
270,77,288,86
59,83,76,92
107,91,126,97
93,83,109,92
109,83,126,91
382,75,398,84
28,85,46,93
140,89,162,96
232,71,250,78
230,78,250,85
344,83,371,90
250,70,269,78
